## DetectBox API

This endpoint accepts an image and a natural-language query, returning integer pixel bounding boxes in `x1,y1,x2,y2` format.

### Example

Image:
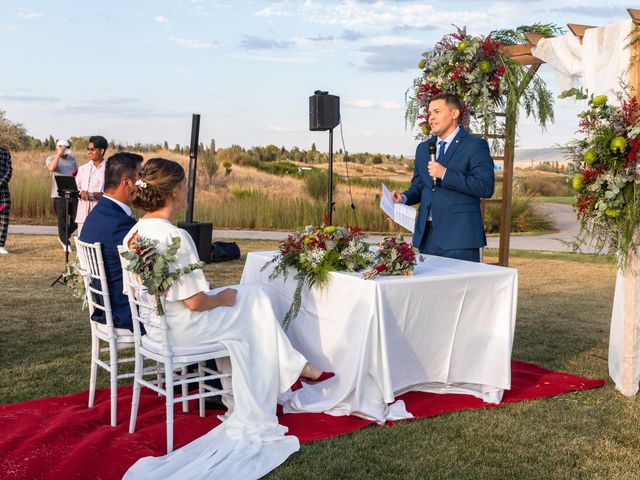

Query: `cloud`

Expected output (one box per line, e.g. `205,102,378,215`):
549,5,623,17
17,11,43,20
240,35,293,49
344,99,401,109
226,53,316,64
341,29,366,41
0,94,59,103
255,1,490,31
305,35,334,42
359,43,424,72
392,24,437,33
265,125,307,133
60,102,184,118
169,36,217,49
154,15,168,23
367,35,421,46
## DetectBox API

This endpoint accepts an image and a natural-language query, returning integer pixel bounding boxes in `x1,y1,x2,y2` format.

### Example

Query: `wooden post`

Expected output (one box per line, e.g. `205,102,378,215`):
629,9,640,97
499,94,517,267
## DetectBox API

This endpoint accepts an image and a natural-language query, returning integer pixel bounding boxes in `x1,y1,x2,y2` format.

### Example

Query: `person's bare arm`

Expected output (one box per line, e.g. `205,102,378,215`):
183,288,237,312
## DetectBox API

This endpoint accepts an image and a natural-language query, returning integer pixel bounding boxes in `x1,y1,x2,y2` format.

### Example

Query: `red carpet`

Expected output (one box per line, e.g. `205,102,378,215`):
0,361,603,480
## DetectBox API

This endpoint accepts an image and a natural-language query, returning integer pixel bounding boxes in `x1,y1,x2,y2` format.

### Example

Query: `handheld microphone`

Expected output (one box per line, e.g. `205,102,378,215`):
428,142,437,192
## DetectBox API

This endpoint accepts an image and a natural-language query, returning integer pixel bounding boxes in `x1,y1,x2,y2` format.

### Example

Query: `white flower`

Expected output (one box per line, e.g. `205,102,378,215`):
135,179,148,189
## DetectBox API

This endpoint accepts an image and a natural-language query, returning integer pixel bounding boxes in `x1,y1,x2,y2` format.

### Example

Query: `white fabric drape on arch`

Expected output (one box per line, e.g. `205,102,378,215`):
532,20,633,100
533,20,639,396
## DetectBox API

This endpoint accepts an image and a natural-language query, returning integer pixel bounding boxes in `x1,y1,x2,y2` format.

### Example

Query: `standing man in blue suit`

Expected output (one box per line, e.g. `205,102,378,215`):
393,93,494,262
80,152,143,330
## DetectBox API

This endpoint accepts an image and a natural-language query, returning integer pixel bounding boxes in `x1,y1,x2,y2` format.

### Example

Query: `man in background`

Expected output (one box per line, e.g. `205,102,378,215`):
0,147,11,255
46,139,78,252
79,152,143,331
75,135,108,236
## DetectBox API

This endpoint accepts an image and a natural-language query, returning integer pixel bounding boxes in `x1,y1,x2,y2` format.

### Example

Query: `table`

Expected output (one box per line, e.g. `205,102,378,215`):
241,252,518,423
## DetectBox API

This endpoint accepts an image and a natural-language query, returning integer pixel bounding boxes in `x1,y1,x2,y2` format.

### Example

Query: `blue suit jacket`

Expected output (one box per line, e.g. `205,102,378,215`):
403,128,495,251
79,197,136,331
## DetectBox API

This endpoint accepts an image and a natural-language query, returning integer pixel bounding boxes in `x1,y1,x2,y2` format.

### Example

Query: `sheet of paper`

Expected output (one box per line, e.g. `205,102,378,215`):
380,183,416,232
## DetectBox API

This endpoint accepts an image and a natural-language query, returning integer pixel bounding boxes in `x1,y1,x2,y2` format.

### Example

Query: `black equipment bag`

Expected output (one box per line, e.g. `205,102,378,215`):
210,241,241,263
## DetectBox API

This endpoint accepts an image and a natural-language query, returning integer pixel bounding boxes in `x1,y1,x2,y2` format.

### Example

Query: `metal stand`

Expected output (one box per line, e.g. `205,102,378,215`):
51,190,76,287
327,128,335,225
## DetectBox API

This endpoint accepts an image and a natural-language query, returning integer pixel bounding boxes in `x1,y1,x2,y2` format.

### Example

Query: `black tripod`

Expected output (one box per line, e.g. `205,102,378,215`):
51,188,79,287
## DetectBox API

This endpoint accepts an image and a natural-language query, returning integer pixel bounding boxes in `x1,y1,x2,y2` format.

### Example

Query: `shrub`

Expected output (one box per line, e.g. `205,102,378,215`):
303,170,332,201
484,194,554,233
516,174,572,197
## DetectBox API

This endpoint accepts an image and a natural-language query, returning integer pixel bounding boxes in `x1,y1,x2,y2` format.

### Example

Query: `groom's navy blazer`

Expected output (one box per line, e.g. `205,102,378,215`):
404,127,495,253
79,196,136,331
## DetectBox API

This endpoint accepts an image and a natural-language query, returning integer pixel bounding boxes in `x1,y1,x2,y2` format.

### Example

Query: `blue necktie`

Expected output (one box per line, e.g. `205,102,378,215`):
437,140,446,163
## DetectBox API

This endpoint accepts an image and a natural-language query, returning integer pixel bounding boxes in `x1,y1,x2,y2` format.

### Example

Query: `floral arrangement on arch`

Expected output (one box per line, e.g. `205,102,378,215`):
263,224,376,329
363,235,422,280
563,88,640,266
405,26,507,137
120,236,204,315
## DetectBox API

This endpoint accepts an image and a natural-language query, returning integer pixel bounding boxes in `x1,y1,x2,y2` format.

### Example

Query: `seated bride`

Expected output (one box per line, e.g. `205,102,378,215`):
122,158,333,480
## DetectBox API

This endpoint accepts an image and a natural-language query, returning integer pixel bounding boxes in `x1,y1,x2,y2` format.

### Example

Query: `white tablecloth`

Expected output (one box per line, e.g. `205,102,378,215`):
241,252,518,423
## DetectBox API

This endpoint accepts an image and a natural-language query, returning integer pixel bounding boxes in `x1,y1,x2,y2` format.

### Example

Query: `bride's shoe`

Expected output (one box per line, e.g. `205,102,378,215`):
291,367,335,391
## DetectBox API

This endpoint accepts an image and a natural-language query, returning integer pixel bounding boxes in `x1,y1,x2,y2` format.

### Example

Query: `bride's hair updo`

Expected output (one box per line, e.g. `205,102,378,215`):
131,158,185,212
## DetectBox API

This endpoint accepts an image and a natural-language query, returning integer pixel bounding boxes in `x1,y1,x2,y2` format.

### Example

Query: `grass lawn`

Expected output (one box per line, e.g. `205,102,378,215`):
2,235,639,479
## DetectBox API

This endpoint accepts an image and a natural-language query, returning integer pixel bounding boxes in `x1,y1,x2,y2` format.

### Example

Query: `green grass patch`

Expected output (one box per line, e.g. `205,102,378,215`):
1,235,635,479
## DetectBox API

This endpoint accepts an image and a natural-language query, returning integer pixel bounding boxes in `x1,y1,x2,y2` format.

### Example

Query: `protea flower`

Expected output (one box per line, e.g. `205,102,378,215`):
610,136,627,154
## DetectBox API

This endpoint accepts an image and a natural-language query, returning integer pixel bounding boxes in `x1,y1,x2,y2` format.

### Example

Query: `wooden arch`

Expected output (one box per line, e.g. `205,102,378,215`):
485,8,639,266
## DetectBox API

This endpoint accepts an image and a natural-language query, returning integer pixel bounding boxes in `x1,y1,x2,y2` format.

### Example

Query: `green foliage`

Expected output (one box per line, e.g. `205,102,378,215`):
255,161,300,176
484,194,554,233
263,225,375,328
303,169,332,201
121,236,203,315
490,23,565,45
516,174,572,197
0,110,29,151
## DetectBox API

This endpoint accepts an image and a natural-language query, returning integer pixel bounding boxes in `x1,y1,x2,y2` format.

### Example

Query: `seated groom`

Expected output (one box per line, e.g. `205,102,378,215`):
79,152,143,331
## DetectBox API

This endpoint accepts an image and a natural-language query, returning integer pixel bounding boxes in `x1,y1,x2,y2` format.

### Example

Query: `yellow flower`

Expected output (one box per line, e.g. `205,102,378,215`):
584,150,596,165
572,174,584,191
610,136,627,154
605,208,622,219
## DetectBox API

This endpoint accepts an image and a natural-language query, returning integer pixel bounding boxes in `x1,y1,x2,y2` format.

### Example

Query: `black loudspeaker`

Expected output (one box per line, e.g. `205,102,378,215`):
309,91,340,131
177,221,213,263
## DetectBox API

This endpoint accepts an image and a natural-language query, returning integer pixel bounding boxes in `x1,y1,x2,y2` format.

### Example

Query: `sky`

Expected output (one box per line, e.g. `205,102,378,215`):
0,0,634,157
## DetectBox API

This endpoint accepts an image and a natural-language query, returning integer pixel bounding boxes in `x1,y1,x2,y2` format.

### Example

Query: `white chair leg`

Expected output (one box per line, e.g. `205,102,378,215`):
156,361,164,396
181,366,189,413
88,333,99,408
198,363,205,418
129,351,143,434
109,339,118,427
166,363,175,454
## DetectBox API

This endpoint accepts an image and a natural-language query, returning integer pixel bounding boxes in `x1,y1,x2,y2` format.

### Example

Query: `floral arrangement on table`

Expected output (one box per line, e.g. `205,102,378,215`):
405,26,507,137
563,88,640,267
363,235,422,280
120,236,204,315
263,224,377,329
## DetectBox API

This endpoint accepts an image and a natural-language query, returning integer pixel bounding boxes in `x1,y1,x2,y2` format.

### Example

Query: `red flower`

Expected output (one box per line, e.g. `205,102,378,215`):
71,168,78,177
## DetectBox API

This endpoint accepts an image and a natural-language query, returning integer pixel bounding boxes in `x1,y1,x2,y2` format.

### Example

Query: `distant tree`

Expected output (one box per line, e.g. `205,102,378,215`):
163,140,169,150
223,160,232,176
0,111,29,150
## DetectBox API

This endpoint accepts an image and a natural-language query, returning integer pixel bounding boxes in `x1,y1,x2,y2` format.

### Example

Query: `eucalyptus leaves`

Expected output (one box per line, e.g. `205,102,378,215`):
120,236,204,315
563,89,640,266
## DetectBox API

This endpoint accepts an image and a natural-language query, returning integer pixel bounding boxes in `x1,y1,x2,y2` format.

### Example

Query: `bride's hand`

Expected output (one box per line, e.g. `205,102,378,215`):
215,288,237,307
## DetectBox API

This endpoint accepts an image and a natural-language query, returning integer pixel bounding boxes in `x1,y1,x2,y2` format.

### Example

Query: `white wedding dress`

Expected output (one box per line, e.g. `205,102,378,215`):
122,218,308,480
